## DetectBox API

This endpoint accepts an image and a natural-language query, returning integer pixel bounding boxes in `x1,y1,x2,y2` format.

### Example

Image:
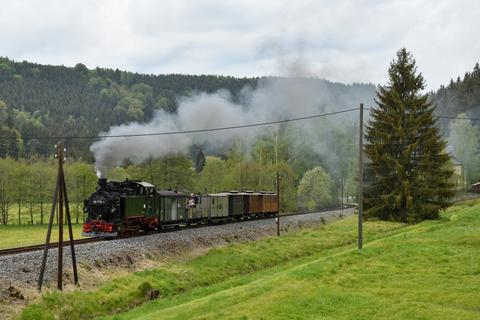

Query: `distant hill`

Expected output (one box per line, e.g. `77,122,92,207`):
0,57,376,161
0,57,258,159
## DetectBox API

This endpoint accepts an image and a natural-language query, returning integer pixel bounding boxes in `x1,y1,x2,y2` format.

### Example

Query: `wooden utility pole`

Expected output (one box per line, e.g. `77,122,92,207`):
38,143,78,291
358,104,364,250
276,170,280,236
340,178,344,216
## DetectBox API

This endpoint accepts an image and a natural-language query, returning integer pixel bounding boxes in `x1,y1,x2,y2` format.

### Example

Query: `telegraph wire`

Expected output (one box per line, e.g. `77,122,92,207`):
364,107,480,122
0,107,359,141
2,106,479,141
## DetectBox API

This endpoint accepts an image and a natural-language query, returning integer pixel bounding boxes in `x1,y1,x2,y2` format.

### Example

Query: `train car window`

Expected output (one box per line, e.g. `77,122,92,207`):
212,198,215,204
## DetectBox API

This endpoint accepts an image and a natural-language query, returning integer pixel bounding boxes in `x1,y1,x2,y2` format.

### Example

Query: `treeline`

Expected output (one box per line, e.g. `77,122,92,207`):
432,62,480,118
430,62,480,184
0,124,359,224
0,158,96,224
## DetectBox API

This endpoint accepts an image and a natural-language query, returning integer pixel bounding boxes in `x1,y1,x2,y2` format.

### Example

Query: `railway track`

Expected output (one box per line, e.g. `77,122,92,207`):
0,205,355,257
0,237,103,257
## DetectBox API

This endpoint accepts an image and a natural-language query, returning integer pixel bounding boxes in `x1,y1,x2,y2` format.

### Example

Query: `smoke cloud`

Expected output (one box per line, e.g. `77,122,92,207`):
90,77,376,175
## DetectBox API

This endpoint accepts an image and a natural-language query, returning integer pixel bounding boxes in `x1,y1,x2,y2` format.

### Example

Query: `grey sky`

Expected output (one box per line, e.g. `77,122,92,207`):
0,0,478,90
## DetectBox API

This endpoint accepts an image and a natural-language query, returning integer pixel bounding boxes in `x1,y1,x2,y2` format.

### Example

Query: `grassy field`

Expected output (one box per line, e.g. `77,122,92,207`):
1,202,85,226
19,201,480,320
0,202,87,250
0,224,86,249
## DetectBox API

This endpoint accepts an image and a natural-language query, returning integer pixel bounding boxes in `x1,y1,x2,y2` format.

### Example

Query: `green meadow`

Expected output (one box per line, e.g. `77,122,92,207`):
19,201,480,320
0,224,86,250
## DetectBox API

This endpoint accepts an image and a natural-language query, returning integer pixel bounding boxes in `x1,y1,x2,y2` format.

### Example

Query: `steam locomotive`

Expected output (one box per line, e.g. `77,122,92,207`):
82,178,278,237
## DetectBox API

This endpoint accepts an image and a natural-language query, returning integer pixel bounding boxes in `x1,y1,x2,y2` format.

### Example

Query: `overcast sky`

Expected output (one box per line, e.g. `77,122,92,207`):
0,0,478,90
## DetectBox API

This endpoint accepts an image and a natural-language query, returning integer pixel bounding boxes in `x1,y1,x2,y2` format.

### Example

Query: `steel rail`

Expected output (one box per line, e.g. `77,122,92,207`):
0,237,102,257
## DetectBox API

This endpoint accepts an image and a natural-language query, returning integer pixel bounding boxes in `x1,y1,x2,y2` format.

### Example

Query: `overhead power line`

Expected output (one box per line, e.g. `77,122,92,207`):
437,115,480,121
0,107,360,141
2,106,478,142
365,107,480,122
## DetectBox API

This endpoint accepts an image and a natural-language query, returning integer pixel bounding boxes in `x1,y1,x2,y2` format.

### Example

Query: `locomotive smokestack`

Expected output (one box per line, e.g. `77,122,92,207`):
98,178,107,188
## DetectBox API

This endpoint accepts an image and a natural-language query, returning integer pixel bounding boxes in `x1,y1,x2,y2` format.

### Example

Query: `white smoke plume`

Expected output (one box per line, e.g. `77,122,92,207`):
90,77,375,175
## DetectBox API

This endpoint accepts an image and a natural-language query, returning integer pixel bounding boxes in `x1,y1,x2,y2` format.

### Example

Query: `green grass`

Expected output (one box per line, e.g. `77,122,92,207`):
1,202,85,225
0,224,86,250
19,201,480,320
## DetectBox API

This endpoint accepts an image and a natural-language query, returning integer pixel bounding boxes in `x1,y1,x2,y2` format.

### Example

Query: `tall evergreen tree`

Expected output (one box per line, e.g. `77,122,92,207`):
364,48,454,223
195,149,206,173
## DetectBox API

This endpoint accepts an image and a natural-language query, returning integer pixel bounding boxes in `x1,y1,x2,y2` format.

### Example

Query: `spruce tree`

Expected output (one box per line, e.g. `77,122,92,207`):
364,48,454,223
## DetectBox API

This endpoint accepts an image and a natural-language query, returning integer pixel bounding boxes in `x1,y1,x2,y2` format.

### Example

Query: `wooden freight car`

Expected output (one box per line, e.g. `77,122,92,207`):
261,192,278,214
244,192,263,215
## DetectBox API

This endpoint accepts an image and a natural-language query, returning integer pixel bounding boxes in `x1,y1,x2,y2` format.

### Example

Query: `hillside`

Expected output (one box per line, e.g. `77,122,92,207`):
432,63,480,119
0,57,376,161
429,63,480,185
18,200,480,319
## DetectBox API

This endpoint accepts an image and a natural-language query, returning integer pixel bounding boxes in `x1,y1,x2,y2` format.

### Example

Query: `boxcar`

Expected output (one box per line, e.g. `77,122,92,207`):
158,190,187,225
187,194,210,221
261,192,278,213
208,193,229,218
245,192,264,214
228,192,245,216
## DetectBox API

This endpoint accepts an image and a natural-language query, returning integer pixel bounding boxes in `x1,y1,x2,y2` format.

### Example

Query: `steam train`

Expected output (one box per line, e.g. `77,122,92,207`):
82,178,278,237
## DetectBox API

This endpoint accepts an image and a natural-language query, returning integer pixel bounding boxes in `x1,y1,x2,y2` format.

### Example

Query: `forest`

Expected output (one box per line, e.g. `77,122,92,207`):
431,62,480,185
0,56,479,224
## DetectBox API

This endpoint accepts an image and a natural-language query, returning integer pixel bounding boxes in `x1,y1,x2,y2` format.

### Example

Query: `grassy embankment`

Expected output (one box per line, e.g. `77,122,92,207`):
20,200,480,320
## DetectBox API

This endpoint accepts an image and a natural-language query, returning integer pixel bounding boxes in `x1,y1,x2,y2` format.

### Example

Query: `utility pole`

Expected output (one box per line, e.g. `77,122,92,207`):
275,127,279,167
276,170,280,236
340,178,344,216
358,104,364,250
38,143,78,291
